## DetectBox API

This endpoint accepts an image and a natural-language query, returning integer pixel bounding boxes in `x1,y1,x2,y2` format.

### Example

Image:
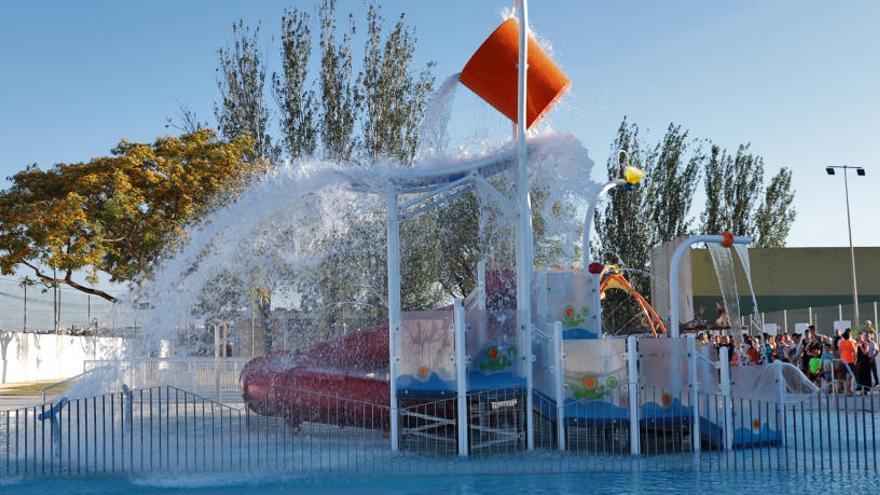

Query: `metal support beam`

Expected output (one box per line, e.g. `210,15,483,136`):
454,299,469,457
687,334,700,453
718,346,733,450
553,321,565,451
386,193,401,451
626,335,640,455
515,0,535,451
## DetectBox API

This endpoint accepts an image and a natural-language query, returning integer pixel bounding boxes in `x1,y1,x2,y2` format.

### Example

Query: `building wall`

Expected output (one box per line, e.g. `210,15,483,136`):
690,247,880,315
0,332,127,384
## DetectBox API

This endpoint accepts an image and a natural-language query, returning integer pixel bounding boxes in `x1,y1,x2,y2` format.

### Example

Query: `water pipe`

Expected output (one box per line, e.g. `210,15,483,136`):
385,193,401,451
580,150,631,269
453,299,469,457
553,320,565,451
669,233,752,338
514,0,535,451
686,334,700,453
626,335,640,455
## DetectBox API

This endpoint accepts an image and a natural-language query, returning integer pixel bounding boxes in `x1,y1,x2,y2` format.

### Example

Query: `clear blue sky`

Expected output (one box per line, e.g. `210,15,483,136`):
1,0,878,249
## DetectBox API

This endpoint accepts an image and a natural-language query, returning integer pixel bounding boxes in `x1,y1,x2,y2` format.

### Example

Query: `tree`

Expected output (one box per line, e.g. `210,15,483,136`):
753,167,796,247
643,123,703,245
701,145,725,234
215,21,278,161
700,143,784,239
0,129,259,302
318,0,359,162
360,3,435,164
724,145,764,235
301,0,441,323
274,7,319,159
592,118,653,333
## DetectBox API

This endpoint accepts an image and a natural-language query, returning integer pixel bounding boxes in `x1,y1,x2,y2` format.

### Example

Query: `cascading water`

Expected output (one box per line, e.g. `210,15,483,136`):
733,243,762,334
707,244,743,334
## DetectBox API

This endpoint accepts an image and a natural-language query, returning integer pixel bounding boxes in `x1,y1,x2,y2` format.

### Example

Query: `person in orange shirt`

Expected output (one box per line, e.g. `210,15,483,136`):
746,336,762,365
838,329,857,394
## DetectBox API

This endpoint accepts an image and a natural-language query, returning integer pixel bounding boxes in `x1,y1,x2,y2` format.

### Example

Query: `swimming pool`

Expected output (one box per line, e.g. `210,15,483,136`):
4,469,880,495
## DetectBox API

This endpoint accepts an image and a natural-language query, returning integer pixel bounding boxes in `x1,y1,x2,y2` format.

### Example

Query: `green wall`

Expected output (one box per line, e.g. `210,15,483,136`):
690,247,880,313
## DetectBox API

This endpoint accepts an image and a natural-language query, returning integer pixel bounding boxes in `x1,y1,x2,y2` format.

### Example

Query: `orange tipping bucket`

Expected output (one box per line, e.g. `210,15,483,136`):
460,18,570,130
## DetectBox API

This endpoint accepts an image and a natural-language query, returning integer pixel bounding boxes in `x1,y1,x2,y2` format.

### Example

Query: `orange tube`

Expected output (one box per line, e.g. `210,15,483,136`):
460,18,571,129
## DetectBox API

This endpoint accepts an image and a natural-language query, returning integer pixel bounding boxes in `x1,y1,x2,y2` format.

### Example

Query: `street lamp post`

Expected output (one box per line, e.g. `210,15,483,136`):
825,165,866,328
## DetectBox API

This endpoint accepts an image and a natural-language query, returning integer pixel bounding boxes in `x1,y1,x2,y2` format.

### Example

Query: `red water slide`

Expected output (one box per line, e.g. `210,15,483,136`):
240,270,516,429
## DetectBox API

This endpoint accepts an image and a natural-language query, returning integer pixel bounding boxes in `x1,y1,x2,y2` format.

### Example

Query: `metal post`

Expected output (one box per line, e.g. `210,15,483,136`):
874,302,878,329
476,260,486,311
669,235,752,337
22,283,27,333
839,304,843,322
626,335,640,455
687,334,700,453
842,168,860,326
453,299,468,457
554,321,565,451
122,385,133,432
590,271,602,337
386,193,401,451
719,346,733,451
809,306,813,326
514,0,535,451
783,309,788,333
535,270,548,321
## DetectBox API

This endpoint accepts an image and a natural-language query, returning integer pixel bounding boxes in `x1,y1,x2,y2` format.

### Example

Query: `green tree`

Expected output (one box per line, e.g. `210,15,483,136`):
643,123,703,245
701,145,725,234
215,21,278,161
274,7,318,159
0,130,259,302
700,143,787,240
593,118,653,333
753,167,796,247
318,0,359,162
360,3,435,164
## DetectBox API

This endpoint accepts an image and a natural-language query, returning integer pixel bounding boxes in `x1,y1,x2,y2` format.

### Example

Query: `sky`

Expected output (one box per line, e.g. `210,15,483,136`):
1,0,879,253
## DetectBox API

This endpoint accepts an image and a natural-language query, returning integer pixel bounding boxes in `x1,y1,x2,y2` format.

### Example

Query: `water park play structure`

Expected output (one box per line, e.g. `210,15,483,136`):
240,3,808,457
6,1,867,481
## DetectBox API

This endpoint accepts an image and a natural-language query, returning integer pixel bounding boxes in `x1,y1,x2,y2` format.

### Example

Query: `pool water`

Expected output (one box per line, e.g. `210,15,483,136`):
4,469,879,495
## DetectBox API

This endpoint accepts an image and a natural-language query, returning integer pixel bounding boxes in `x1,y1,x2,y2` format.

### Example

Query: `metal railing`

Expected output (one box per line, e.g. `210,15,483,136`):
3,337,880,479
3,385,879,478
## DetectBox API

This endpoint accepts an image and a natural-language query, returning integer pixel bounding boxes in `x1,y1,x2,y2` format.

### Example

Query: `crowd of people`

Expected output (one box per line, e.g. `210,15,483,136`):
696,322,879,395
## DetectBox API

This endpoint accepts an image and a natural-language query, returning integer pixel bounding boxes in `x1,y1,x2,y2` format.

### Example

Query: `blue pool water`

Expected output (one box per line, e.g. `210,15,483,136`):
4,470,880,495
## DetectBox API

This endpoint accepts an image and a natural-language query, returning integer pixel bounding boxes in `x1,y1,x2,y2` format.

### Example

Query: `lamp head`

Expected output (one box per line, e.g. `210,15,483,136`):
825,167,835,176
856,167,866,176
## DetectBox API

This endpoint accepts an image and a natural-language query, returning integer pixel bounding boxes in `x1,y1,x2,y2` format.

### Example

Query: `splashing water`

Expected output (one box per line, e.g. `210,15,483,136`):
707,244,743,334
75,75,601,397
733,244,761,334
417,73,460,159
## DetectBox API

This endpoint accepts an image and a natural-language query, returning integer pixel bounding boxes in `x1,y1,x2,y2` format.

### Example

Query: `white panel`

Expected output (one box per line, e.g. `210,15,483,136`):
545,271,600,338
562,338,627,406
638,337,688,392
396,311,455,391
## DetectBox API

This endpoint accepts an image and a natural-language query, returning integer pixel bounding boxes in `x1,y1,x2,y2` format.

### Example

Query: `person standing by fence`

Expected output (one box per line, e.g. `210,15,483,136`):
838,329,857,394
856,332,873,394
865,326,879,387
